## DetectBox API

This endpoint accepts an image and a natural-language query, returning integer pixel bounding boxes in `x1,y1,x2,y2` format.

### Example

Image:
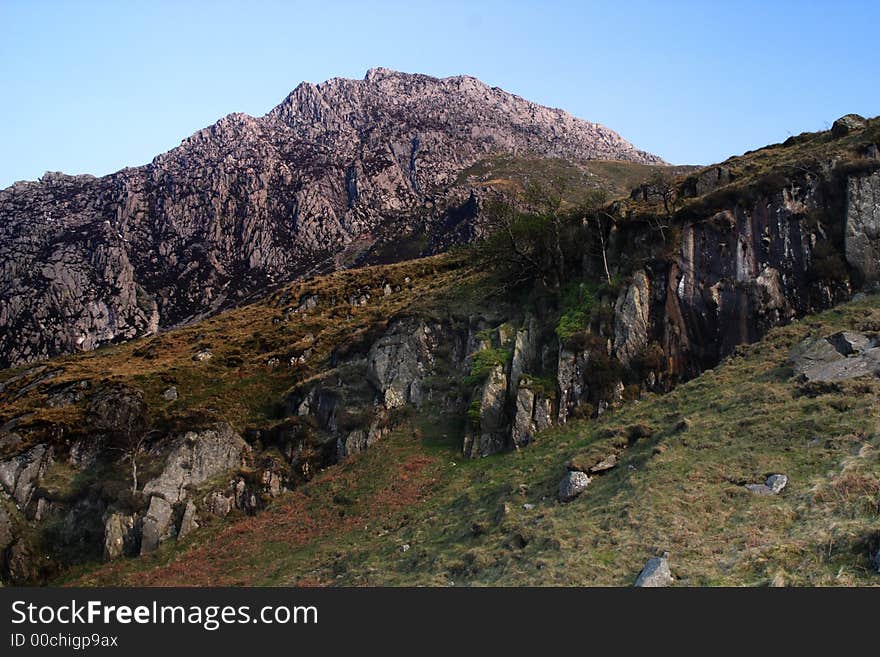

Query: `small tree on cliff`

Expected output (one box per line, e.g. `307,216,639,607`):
647,170,681,239
476,193,581,293
578,189,615,286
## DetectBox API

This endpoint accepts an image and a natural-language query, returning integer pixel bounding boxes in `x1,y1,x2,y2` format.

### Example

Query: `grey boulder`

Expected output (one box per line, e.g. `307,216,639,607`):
557,471,591,502
634,554,674,587
746,473,788,495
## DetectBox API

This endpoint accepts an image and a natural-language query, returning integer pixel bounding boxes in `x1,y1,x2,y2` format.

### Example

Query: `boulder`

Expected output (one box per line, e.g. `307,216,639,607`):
193,350,213,361
634,554,674,587
589,453,619,474
162,386,179,401
826,331,872,356
557,471,591,502
831,113,867,138
766,474,788,494
790,336,845,378
746,474,787,495
790,333,880,382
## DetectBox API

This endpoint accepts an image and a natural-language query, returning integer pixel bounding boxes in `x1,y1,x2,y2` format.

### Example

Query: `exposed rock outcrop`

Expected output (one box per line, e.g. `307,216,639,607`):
790,331,880,382
613,270,651,366
832,114,868,139
0,444,53,509
138,423,250,554
367,319,436,409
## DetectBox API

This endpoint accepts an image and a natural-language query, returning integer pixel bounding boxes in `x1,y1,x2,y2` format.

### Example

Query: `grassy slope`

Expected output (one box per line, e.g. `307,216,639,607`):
64,295,880,587
455,155,697,208
0,254,486,446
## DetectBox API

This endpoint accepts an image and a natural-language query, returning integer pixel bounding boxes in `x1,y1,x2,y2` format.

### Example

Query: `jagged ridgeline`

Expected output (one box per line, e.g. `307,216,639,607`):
1,97,879,584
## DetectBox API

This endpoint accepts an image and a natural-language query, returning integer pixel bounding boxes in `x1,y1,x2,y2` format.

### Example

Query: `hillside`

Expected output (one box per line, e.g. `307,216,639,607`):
61,294,880,586
1,112,879,586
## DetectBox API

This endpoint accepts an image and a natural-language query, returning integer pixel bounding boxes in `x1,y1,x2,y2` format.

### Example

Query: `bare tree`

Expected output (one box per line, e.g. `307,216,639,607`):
647,171,678,239
580,189,614,285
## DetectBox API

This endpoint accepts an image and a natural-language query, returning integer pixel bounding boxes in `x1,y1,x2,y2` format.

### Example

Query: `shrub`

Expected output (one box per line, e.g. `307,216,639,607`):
467,398,482,431
555,281,598,343
465,348,510,387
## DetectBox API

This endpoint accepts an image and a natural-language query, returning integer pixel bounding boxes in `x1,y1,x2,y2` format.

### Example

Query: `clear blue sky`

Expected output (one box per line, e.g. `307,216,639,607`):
2,0,878,187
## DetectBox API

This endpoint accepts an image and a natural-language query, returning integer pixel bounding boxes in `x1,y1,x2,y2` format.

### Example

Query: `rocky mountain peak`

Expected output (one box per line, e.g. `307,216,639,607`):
0,69,665,369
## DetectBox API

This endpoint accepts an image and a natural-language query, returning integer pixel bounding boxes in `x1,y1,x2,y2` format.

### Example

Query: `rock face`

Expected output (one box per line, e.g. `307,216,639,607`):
845,170,880,284
0,444,54,509
0,68,662,369
613,270,651,366
555,170,867,418
366,319,436,409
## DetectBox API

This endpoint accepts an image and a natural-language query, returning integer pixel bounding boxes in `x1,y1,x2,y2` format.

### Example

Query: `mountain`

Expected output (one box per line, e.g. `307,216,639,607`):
1,113,878,585
0,68,663,369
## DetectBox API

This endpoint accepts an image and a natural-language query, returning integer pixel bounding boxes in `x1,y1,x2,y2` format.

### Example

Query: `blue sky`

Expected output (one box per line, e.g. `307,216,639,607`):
1,0,878,187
